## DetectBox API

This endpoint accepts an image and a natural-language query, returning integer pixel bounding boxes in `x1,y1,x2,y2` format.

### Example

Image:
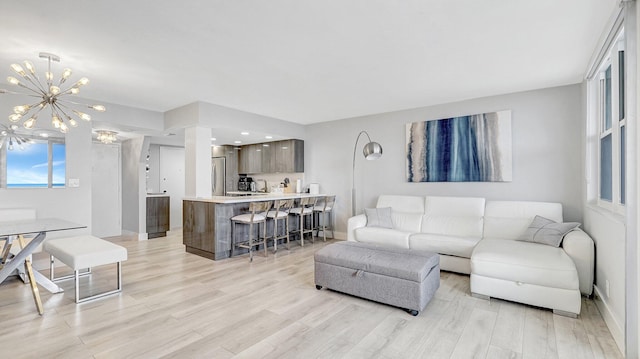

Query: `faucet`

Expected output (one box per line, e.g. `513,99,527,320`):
255,179,268,193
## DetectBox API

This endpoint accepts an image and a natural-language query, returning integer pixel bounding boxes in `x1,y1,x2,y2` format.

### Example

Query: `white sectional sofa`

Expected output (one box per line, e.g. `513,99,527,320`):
347,195,595,316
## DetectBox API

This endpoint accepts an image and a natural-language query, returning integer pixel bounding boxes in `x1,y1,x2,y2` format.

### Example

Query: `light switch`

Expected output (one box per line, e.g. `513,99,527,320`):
68,178,80,187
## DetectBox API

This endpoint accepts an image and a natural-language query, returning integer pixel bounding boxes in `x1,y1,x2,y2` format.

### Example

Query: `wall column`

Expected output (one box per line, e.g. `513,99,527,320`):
184,126,211,198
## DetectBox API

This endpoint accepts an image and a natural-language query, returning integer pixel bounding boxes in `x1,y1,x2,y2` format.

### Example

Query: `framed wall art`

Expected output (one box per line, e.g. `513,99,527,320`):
406,110,512,182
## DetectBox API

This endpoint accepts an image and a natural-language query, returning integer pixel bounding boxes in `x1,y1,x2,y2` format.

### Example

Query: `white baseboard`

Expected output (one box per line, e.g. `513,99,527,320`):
120,230,148,241
167,228,181,236
334,231,346,240
593,284,625,353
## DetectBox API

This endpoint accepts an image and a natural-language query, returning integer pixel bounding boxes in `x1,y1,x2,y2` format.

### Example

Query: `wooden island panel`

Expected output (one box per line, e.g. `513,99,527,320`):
182,193,328,261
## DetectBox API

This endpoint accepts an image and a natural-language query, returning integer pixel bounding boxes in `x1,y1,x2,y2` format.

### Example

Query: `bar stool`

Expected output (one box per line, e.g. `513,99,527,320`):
230,201,272,262
289,197,317,246
265,199,295,252
313,195,335,241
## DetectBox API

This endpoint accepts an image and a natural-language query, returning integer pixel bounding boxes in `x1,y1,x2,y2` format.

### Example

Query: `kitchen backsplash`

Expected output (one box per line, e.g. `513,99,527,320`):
251,173,305,193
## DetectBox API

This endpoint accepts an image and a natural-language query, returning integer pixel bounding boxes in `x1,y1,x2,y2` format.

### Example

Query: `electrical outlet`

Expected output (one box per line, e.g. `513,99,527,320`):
606,279,611,297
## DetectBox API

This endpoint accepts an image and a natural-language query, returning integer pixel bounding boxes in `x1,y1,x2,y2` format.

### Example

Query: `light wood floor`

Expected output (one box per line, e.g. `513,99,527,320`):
0,233,623,359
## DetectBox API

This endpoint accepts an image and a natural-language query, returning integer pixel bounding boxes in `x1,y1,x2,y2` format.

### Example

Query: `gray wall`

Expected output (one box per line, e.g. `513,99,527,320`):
304,84,583,236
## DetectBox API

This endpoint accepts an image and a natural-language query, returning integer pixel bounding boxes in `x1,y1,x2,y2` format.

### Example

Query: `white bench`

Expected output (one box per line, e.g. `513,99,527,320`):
43,235,128,303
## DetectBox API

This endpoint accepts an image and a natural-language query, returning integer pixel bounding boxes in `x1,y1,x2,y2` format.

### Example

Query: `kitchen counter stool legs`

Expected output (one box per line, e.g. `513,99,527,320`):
266,199,295,252
289,197,316,246
313,195,335,242
230,201,272,262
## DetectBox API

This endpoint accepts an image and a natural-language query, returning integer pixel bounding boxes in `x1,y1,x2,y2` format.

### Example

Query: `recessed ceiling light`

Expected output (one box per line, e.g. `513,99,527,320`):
265,135,273,139
234,140,242,144
263,144,270,147
240,131,249,136
211,137,216,141
39,133,49,138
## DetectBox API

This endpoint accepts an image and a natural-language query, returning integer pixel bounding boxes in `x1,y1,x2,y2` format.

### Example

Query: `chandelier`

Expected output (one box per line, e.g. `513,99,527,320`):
96,130,117,144
1,52,106,133
0,124,29,151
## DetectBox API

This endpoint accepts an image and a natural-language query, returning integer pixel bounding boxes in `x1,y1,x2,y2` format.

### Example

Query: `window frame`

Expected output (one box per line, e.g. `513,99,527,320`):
0,135,66,189
594,30,626,215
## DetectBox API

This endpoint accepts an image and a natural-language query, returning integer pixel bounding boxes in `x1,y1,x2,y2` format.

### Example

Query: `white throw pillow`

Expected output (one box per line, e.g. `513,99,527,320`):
365,207,393,229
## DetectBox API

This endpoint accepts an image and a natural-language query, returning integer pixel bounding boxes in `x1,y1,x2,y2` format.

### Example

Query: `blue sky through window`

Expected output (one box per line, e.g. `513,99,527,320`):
6,141,66,188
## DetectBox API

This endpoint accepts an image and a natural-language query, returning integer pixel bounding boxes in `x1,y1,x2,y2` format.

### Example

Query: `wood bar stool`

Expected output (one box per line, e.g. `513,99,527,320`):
289,197,317,246
230,201,272,262
265,199,295,252
313,195,335,242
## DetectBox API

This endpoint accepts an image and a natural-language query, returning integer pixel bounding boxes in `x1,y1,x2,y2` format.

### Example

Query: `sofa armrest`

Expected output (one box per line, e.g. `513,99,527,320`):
347,214,367,241
563,229,594,296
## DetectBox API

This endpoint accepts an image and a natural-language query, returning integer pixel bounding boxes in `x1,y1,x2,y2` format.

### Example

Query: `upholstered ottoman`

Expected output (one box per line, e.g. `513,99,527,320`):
314,241,440,315
43,235,127,304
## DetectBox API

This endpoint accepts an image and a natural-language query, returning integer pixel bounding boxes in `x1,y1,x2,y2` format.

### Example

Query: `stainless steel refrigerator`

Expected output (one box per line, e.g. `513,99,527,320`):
212,156,226,196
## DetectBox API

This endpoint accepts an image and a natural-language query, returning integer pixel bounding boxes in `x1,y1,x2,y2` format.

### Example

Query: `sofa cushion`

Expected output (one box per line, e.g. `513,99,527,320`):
364,207,393,228
376,195,425,214
409,233,481,258
421,196,485,238
353,227,411,248
483,201,563,240
517,215,580,247
471,239,578,290
374,195,424,232
391,212,423,233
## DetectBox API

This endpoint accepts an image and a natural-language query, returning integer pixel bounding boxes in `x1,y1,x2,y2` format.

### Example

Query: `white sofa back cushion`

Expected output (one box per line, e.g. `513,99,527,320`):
483,201,563,240
422,196,485,237
376,195,425,213
377,195,424,233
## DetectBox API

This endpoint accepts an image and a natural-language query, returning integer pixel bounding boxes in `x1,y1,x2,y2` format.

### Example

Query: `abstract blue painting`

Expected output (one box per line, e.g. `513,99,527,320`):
406,110,512,182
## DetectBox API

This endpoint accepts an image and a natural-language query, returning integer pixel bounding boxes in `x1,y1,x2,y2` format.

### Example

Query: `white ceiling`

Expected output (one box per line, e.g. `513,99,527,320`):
0,0,619,129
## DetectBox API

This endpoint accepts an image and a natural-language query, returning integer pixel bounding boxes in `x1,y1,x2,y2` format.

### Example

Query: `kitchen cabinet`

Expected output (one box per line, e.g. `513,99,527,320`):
238,144,263,174
238,139,304,174
146,196,170,238
274,139,304,173
260,142,275,173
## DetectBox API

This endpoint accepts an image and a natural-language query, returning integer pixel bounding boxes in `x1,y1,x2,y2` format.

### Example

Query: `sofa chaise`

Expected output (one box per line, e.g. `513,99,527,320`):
347,195,594,316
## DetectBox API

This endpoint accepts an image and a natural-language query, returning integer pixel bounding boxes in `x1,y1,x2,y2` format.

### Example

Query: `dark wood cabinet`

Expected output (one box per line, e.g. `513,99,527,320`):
146,196,170,238
238,144,263,174
274,139,304,173
238,139,304,174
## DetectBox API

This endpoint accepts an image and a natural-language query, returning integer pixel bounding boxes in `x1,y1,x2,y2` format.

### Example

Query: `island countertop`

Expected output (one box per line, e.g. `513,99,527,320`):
183,192,327,204
183,193,331,260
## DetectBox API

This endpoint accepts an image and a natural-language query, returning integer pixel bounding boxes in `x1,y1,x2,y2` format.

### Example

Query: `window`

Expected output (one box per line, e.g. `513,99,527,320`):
591,28,626,212
0,136,66,188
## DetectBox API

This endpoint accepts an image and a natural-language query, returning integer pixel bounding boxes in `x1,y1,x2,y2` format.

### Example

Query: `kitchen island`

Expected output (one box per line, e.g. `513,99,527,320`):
183,193,328,260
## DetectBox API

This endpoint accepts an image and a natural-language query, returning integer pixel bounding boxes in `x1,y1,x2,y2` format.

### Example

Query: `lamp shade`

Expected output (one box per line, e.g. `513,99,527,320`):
363,141,383,160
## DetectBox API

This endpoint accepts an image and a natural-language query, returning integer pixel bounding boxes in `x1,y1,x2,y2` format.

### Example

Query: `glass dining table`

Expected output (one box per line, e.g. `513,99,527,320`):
0,218,86,315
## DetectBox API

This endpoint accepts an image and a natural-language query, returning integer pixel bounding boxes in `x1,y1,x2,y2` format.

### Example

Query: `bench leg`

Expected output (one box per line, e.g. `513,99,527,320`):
50,255,91,282
75,261,122,304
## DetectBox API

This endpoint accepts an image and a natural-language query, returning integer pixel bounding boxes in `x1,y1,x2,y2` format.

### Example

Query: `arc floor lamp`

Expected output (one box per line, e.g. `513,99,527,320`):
352,131,383,216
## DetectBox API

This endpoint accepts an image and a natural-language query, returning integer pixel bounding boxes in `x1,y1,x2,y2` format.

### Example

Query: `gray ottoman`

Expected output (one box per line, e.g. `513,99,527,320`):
314,241,440,315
